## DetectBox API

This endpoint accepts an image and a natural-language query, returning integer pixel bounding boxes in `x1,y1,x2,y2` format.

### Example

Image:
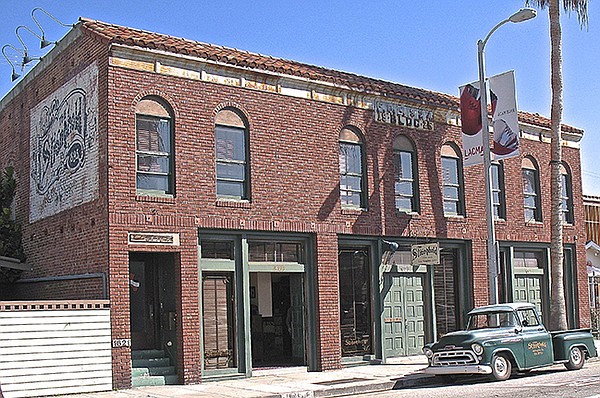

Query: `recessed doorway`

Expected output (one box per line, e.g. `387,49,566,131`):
249,272,305,368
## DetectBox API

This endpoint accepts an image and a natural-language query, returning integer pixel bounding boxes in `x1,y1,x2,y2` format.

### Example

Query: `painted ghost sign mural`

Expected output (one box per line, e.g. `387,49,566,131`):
30,62,99,222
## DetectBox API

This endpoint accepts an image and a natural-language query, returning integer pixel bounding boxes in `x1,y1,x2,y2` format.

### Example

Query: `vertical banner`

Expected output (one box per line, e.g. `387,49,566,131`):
459,82,484,166
489,70,520,160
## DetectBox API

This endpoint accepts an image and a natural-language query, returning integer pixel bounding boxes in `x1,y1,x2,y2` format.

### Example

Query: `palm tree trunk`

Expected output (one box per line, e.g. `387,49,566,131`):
548,0,568,331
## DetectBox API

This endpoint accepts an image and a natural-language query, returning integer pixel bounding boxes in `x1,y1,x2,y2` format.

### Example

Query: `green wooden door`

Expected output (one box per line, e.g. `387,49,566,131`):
513,271,543,320
383,273,425,357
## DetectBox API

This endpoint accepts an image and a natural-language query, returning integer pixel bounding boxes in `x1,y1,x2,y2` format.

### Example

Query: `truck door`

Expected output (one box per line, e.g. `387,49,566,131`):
517,308,553,368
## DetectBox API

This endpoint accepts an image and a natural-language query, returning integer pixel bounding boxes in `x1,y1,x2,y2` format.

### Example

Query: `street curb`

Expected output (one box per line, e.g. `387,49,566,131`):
311,373,435,398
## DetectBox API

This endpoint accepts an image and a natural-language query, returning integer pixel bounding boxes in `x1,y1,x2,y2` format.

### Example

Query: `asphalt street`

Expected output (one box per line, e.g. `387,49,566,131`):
357,359,600,398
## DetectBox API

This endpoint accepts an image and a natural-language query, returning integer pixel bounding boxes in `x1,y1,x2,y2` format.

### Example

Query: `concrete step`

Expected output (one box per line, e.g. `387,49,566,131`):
132,349,166,360
132,373,179,387
132,357,171,368
132,366,176,377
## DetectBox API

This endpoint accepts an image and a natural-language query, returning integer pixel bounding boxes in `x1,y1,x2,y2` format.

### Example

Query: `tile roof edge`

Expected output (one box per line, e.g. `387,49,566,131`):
77,17,582,134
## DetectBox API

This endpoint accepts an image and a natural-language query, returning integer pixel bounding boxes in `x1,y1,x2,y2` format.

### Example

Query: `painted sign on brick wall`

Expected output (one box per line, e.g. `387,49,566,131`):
29,62,99,222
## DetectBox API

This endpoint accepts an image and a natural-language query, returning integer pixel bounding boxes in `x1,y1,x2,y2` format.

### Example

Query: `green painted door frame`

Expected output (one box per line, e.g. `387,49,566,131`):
339,236,471,364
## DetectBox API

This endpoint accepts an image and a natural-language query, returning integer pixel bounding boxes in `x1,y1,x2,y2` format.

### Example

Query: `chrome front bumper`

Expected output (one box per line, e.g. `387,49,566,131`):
423,364,493,375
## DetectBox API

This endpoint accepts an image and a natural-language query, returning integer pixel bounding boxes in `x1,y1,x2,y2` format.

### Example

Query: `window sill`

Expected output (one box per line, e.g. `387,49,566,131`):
524,220,544,227
396,210,419,219
444,214,465,221
341,207,366,216
216,199,251,209
136,194,175,204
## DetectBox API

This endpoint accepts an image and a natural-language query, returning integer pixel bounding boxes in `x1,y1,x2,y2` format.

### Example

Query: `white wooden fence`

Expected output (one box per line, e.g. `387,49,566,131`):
0,300,112,398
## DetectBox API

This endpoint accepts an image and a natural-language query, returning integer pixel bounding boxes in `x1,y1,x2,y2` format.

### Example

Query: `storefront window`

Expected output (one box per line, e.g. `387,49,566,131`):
202,272,237,370
248,241,304,263
338,249,372,357
201,241,234,260
434,250,459,337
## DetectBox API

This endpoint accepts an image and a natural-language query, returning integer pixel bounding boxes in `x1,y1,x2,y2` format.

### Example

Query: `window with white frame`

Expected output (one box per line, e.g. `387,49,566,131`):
135,98,174,195
522,157,541,222
339,127,366,208
215,109,250,200
441,144,464,216
393,135,419,213
491,162,506,220
561,163,574,224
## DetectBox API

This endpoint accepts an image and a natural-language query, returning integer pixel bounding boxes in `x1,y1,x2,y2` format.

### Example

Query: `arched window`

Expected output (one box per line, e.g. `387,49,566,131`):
522,157,541,222
561,163,574,224
135,97,174,195
393,135,419,213
491,161,506,220
441,144,464,216
339,127,367,208
215,108,250,199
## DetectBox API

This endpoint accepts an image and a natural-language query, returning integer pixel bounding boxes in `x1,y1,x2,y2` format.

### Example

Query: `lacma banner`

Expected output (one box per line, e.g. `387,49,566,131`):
459,82,484,166
459,70,520,166
489,71,520,160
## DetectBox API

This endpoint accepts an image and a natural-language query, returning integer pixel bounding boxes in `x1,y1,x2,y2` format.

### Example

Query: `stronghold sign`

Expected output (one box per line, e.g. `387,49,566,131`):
374,101,434,131
411,242,440,265
30,62,99,222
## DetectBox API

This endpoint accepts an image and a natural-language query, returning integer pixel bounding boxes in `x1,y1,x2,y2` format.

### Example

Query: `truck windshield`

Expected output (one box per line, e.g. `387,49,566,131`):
467,311,517,330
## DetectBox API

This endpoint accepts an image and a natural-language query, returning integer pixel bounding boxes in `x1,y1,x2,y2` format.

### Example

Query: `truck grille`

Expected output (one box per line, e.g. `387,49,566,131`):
432,350,478,366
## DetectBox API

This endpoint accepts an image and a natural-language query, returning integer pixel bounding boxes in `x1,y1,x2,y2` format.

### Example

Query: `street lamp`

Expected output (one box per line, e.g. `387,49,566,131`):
478,8,536,305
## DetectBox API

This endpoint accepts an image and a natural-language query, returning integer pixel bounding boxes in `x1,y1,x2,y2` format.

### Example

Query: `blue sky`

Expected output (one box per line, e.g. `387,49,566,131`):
1,1,599,194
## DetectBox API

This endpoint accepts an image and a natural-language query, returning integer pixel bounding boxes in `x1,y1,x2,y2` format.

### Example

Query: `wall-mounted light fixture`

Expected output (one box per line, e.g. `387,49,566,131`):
2,44,24,81
15,26,43,66
31,7,75,49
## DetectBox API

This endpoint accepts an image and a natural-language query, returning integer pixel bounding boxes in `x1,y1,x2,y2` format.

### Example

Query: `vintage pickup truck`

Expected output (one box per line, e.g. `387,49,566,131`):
422,302,597,381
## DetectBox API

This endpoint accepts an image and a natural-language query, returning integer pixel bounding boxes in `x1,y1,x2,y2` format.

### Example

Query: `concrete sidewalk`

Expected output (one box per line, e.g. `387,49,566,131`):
61,356,432,398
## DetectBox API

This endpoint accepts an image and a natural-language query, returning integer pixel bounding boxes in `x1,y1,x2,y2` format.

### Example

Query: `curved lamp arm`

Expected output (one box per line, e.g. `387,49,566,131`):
2,44,24,81
31,7,75,49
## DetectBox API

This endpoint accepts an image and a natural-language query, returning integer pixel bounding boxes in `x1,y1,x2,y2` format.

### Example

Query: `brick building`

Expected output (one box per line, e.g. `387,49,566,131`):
0,18,590,389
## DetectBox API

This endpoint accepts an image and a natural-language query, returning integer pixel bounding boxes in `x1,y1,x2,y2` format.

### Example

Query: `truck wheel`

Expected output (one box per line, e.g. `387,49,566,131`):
565,346,585,370
489,354,512,381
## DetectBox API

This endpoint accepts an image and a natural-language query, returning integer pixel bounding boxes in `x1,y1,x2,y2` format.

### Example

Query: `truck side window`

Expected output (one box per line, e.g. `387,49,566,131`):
518,309,539,327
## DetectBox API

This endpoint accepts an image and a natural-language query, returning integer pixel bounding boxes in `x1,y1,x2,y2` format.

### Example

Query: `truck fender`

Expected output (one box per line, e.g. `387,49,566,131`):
489,348,520,370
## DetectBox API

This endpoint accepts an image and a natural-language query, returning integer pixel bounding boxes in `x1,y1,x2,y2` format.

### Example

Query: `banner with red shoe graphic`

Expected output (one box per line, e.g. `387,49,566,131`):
489,70,520,160
459,82,484,166
459,70,519,166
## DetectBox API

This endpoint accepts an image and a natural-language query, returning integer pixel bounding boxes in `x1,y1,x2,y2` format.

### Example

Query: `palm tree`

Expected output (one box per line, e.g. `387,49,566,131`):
525,0,588,331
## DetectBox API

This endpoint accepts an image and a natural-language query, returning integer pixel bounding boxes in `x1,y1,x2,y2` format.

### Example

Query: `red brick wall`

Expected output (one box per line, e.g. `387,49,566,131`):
0,29,110,300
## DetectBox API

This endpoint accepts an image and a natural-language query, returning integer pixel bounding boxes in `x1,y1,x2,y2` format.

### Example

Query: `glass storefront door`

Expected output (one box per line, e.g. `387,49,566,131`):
338,249,373,357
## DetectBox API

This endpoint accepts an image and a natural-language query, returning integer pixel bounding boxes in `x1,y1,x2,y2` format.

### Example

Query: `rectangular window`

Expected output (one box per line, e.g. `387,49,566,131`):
339,142,364,208
561,173,574,224
394,150,416,212
248,241,304,263
216,125,248,199
136,116,172,194
523,169,541,222
202,272,237,370
442,157,463,216
514,251,543,268
491,163,506,219
201,241,234,260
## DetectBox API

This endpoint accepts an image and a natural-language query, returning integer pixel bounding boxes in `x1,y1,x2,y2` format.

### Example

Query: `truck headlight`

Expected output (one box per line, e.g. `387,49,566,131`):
423,348,434,358
471,343,484,355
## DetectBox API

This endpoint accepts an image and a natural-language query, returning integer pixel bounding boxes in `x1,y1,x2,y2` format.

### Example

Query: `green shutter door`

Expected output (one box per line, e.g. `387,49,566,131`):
513,271,543,320
383,273,425,357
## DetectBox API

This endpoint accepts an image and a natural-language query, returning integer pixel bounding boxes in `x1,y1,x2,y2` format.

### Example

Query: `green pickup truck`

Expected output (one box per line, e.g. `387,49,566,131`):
423,302,597,381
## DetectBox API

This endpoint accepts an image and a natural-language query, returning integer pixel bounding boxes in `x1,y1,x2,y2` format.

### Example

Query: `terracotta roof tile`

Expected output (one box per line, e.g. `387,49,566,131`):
78,17,582,135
